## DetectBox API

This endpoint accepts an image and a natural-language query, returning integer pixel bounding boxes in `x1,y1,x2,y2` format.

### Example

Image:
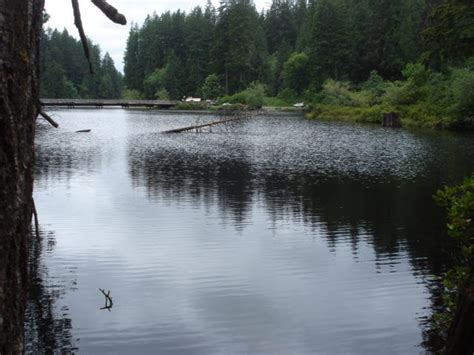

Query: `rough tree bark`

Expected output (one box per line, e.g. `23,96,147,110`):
0,0,44,353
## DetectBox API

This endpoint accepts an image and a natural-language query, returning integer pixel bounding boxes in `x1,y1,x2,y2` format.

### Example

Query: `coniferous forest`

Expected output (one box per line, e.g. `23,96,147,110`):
40,0,474,129
40,26,123,99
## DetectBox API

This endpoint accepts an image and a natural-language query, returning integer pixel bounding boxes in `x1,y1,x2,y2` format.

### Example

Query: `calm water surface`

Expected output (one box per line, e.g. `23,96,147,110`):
26,109,474,354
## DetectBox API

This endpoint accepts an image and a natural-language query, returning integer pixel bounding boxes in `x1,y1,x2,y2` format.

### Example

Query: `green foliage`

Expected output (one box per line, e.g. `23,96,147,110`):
362,71,385,95
262,96,294,107
451,68,474,118
219,82,265,109
122,89,143,100
143,68,167,99
402,63,429,84
201,74,223,99
283,52,310,96
174,101,209,110
423,1,474,68
308,61,474,130
430,176,474,340
155,89,170,100
308,104,384,124
40,28,123,99
118,0,472,125
309,0,354,84
314,80,364,107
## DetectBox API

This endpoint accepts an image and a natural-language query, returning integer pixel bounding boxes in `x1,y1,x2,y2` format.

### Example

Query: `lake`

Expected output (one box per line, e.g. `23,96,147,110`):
26,109,474,354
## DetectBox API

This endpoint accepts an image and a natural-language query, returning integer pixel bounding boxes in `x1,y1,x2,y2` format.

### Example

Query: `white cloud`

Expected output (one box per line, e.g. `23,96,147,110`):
45,0,271,73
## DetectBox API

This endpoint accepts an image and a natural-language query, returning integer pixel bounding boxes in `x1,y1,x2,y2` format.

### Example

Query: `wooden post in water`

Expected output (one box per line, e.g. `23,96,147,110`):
382,112,401,128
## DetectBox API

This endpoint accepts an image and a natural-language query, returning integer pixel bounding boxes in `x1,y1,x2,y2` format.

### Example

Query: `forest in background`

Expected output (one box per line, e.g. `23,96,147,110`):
40,26,123,99
122,0,473,128
39,0,473,129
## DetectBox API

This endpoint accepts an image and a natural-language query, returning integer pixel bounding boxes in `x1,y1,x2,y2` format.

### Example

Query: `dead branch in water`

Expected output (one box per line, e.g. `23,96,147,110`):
99,288,113,311
162,110,262,134
39,110,59,128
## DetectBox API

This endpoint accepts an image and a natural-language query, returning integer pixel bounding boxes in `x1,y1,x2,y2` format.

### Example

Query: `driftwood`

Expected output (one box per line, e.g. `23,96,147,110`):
99,288,113,311
76,129,91,133
39,110,59,128
162,116,243,133
162,110,260,133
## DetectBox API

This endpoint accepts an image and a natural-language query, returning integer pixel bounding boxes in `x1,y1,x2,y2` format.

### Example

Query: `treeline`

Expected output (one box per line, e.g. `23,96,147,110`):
123,0,473,128
123,0,469,98
40,28,123,99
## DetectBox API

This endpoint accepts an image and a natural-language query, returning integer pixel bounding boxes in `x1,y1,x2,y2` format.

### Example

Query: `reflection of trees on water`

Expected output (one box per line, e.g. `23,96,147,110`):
128,146,456,278
128,145,460,352
34,137,101,185
129,148,255,225
24,230,77,354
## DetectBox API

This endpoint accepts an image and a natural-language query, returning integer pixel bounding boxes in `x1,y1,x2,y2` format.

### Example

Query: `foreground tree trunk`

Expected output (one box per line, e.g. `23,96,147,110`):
0,0,44,352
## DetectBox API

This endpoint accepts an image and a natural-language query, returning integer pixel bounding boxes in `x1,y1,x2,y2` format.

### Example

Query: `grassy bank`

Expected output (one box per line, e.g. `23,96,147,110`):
306,62,474,130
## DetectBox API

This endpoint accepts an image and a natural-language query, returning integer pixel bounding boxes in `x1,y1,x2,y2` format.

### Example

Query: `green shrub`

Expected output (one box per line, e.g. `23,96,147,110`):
451,68,474,118
307,104,384,124
174,101,208,110
218,82,265,109
123,88,143,100
154,89,169,100
430,176,474,341
279,88,298,102
362,70,386,96
402,63,430,86
262,96,293,107
143,68,167,99
201,74,223,99
314,80,362,107
306,61,474,130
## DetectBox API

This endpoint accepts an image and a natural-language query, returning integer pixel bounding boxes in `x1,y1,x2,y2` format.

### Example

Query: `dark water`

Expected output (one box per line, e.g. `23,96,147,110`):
26,109,474,354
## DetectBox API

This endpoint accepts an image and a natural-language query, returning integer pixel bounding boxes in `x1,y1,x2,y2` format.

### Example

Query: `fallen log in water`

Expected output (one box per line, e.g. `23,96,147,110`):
39,110,59,128
162,110,260,134
76,129,91,133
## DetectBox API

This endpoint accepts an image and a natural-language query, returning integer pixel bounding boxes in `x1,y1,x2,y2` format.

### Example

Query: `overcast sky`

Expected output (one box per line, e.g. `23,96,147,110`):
45,0,271,73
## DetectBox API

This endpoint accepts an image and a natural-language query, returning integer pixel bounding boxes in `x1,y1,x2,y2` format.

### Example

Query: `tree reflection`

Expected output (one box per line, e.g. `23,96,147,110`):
128,144,455,278
24,229,77,354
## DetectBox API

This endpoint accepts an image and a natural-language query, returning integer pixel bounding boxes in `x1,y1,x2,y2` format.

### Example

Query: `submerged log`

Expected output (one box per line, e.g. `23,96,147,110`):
39,110,59,128
382,112,401,127
162,110,259,134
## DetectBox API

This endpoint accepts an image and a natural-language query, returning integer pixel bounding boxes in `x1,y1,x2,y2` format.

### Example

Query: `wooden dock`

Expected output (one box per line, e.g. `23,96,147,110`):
40,98,178,109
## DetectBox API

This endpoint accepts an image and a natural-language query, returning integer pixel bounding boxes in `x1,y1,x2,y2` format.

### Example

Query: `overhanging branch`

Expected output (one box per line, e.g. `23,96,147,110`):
71,0,94,74
91,0,127,25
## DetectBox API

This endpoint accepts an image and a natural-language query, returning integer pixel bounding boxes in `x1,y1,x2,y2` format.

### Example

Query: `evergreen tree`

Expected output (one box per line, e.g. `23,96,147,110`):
40,27,123,99
124,25,144,91
423,0,474,68
309,0,354,85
